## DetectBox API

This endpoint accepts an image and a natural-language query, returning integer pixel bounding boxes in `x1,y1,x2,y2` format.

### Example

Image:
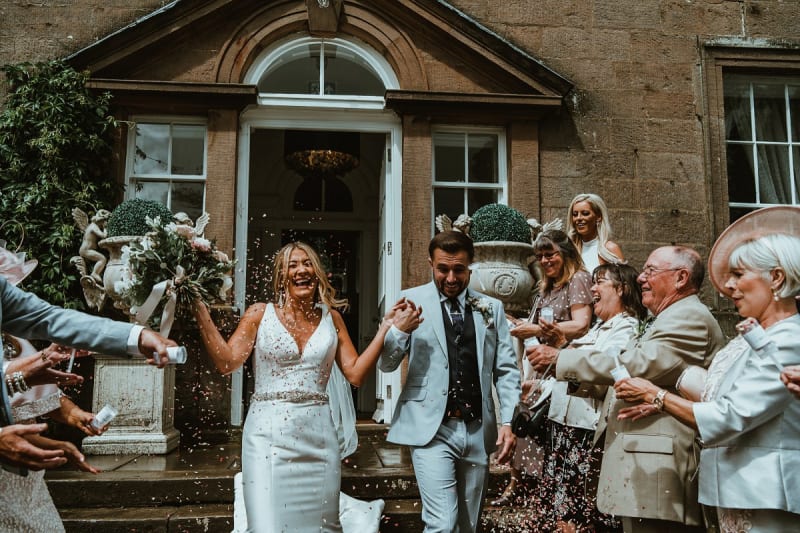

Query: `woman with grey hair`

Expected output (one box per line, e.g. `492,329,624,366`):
567,193,624,271
614,206,800,532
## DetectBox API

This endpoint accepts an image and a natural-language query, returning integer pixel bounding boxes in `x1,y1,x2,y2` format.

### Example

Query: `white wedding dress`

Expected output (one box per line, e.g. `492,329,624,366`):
234,303,383,533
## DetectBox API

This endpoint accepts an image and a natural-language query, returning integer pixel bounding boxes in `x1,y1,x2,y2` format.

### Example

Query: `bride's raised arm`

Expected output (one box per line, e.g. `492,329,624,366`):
332,298,422,387
192,300,266,375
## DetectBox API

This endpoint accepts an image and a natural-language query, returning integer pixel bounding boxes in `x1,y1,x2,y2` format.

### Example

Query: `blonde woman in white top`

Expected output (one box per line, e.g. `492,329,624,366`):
567,193,624,270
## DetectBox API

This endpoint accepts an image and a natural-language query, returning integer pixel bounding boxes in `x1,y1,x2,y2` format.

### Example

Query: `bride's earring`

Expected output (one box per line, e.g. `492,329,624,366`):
278,288,286,308
773,288,780,302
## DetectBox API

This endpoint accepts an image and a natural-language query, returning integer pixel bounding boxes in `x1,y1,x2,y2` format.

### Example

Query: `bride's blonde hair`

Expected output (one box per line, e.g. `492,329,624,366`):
272,241,348,311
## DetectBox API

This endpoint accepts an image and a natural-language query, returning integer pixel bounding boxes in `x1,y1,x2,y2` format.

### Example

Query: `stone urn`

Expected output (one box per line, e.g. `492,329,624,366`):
99,235,140,314
469,241,536,314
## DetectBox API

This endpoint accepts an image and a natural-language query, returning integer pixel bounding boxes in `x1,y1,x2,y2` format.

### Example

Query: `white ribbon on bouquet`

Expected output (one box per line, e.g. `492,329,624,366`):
134,265,186,338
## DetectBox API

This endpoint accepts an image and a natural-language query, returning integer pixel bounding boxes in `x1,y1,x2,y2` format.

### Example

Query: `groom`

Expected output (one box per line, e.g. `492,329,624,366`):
379,230,520,532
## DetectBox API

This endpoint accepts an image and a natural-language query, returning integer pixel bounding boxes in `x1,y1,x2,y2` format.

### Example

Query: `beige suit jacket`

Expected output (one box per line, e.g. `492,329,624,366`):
556,294,725,525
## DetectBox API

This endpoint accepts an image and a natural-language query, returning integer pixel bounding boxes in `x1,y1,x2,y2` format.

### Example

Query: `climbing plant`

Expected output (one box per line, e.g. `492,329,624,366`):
0,60,120,309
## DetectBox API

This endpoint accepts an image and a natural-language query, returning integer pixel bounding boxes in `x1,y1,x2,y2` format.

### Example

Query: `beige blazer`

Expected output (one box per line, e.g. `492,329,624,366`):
556,294,725,525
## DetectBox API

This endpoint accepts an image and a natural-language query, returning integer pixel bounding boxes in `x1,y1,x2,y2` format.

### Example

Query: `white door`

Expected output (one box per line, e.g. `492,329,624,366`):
372,132,403,423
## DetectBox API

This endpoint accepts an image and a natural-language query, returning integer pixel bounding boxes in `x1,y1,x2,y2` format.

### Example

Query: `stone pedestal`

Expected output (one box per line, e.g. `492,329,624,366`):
83,355,179,455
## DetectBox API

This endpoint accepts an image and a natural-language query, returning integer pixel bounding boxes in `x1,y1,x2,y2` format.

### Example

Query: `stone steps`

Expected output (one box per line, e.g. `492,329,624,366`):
46,424,523,532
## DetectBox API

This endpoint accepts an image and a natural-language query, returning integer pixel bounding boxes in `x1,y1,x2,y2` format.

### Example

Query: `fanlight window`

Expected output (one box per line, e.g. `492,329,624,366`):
256,40,386,97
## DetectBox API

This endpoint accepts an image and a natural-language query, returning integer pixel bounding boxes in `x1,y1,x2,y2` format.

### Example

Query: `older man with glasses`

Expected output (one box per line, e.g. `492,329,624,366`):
527,246,725,533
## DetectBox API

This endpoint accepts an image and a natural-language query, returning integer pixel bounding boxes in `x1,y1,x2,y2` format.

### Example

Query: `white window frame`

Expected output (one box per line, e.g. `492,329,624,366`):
725,75,800,213
125,116,209,214
244,35,398,110
431,126,508,227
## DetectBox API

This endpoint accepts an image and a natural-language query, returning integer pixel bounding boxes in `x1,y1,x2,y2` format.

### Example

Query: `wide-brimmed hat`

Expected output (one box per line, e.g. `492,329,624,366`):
708,205,800,295
0,241,38,286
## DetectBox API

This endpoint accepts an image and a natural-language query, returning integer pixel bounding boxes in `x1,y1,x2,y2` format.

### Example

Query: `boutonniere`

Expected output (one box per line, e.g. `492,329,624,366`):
635,315,655,340
466,295,494,328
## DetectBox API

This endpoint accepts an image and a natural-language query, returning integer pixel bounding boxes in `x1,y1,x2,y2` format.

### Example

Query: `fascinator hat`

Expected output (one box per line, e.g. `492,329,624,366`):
0,240,38,287
708,205,800,296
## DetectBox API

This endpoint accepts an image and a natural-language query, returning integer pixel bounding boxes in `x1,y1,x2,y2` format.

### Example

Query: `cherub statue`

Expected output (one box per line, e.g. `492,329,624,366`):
527,217,564,243
435,214,473,234
70,208,111,311
173,212,210,239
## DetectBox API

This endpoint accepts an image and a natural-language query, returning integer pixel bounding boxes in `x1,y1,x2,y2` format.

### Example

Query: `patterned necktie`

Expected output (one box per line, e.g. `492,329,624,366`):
448,298,464,336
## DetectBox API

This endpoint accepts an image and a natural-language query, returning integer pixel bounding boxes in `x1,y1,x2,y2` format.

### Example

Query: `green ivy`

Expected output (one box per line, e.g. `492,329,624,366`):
107,198,173,237
0,60,120,309
469,203,531,243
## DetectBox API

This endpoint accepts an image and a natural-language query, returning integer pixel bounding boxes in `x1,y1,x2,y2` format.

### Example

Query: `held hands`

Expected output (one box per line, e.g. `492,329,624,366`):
526,344,559,374
781,365,800,399
386,297,423,334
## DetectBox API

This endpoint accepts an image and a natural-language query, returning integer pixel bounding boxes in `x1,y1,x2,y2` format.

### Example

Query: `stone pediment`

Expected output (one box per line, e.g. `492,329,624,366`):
68,0,572,101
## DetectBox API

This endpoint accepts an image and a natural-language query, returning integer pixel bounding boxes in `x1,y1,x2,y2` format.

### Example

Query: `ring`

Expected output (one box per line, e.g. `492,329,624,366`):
41,352,49,362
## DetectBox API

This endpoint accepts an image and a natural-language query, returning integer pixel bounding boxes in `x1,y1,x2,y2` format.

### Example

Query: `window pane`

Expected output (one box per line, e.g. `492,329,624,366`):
794,146,800,204
726,143,755,204
468,134,498,183
434,187,465,221
324,44,385,97
756,144,790,203
258,44,320,94
171,181,205,220
433,132,465,182
724,77,751,142
790,85,800,143
133,124,169,175
753,83,788,142
467,189,499,214
132,180,169,205
171,125,205,175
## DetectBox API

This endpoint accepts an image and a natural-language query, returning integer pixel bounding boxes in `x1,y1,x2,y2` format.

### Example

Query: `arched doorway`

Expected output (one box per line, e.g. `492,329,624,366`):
231,34,403,424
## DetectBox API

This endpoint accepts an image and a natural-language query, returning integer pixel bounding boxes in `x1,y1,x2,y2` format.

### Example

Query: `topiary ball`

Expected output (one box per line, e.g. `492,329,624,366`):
469,203,530,243
107,198,173,237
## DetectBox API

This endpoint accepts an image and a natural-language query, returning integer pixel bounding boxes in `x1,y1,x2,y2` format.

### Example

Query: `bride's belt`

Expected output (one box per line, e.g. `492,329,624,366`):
251,391,329,403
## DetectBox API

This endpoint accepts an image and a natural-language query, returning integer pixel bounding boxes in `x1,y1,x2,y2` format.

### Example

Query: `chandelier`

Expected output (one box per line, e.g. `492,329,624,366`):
285,149,358,179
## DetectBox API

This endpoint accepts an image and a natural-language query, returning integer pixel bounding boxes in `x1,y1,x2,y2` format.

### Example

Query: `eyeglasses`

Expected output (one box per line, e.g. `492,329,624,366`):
534,251,560,262
640,266,682,279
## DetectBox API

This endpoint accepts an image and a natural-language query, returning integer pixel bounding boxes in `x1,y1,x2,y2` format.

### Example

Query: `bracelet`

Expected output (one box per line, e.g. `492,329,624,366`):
652,388,668,412
10,371,29,394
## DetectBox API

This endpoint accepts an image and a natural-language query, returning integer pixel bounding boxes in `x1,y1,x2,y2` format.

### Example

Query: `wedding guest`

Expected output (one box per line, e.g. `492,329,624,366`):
529,245,725,532
494,230,592,510
567,193,624,272
516,263,646,532
0,242,175,471
614,207,800,532
1,336,107,533
191,241,417,531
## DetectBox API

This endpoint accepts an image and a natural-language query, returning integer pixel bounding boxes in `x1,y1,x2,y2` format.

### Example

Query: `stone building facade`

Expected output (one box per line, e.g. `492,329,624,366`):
2,0,799,423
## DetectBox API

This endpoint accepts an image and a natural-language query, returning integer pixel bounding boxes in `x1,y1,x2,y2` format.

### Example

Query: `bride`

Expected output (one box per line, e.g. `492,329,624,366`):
192,241,420,532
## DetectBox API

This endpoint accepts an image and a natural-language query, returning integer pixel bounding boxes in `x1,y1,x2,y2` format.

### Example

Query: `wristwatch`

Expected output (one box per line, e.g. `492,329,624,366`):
652,389,667,412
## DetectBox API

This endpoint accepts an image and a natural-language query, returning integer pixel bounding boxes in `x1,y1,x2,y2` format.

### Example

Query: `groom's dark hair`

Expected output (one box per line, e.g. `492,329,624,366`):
429,230,474,262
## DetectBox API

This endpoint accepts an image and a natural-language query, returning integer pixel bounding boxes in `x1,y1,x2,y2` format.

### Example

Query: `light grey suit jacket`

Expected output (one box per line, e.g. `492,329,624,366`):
557,294,725,525
694,314,800,514
378,282,520,452
1,276,134,426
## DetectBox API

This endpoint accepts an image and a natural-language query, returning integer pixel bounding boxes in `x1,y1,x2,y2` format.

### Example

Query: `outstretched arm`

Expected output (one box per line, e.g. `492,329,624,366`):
0,423,67,471
191,300,265,375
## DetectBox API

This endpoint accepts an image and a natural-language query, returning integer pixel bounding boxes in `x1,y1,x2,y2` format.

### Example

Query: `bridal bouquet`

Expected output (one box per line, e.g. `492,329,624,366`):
118,215,234,335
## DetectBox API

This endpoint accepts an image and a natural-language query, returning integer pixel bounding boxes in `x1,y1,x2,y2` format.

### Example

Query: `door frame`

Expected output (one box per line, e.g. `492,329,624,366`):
231,106,403,425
